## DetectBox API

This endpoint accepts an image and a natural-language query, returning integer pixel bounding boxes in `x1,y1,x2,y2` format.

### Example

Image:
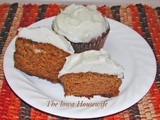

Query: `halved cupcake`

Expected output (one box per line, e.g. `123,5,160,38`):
53,4,110,53
59,49,124,98
14,27,74,83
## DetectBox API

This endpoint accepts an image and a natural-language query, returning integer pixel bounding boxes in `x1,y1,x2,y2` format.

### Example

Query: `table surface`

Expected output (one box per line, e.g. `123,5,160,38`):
0,3,160,120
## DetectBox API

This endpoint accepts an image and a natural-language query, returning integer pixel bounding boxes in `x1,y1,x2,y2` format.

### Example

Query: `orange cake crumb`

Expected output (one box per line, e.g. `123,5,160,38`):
59,72,122,98
14,37,70,83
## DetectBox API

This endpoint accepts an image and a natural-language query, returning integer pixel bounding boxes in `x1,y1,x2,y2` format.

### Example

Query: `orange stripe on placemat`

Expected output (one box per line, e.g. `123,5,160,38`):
30,108,48,120
0,4,10,33
45,4,60,18
119,5,133,28
129,4,142,35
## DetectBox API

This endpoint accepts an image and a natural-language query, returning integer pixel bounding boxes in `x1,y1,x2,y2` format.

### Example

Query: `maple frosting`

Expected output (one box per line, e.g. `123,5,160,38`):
17,26,75,54
53,4,109,43
59,49,124,78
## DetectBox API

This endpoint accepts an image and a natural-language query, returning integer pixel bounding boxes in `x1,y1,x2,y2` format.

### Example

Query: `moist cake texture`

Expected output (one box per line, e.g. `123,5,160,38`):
59,72,122,98
59,49,124,98
14,37,70,83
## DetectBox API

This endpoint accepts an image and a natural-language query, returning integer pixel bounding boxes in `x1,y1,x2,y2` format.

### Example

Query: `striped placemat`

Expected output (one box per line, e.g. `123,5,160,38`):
0,3,160,120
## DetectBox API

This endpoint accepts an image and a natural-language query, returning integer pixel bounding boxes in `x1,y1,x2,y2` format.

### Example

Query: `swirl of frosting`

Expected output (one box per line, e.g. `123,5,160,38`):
53,4,109,43
17,27,75,54
59,49,124,78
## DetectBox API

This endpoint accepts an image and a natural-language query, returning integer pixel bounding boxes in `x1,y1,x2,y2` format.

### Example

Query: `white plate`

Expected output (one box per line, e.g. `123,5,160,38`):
3,17,156,119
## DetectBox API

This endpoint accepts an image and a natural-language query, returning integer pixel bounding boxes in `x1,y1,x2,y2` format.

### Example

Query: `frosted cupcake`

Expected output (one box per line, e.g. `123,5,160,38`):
14,27,75,83
53,4,110,53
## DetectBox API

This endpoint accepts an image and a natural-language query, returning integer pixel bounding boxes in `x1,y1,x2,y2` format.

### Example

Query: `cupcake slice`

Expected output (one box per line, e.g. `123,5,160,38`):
59,49,124,98
14,27,74,83
53,4,110,53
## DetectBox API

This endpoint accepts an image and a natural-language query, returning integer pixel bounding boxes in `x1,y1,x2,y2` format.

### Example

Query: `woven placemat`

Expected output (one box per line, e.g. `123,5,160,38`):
0,3,160,120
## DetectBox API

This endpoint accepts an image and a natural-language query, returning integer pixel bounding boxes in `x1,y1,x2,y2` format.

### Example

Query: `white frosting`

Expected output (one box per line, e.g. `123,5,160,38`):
59,49,124,78
53,4,109,43
17,27,75,54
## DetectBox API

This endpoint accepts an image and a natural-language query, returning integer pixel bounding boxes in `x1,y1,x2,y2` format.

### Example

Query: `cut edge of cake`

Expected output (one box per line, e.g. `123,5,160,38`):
59,72,122,98
14,37,70,83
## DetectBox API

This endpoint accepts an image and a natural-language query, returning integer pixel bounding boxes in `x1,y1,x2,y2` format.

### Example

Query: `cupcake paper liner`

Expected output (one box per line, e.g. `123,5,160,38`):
70,29,110,53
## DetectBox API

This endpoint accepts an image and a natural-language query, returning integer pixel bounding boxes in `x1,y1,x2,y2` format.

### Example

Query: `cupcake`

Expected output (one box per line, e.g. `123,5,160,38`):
53,4,110,53
59,49,124,98
14,26,75,83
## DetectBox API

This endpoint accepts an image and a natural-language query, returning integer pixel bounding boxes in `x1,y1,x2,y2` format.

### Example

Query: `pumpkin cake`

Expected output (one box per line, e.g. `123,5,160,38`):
14,27,74,83
59,49,124,98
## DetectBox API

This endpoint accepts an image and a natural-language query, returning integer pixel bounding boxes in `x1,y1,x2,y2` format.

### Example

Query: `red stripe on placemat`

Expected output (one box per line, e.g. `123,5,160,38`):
129,4,142,35
0,80,12,120
97,5,108,17
0,4,10,32
149,82,160,120
0,4,10,89
6,92,21,120
97,5,113,19
19,4,39,27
